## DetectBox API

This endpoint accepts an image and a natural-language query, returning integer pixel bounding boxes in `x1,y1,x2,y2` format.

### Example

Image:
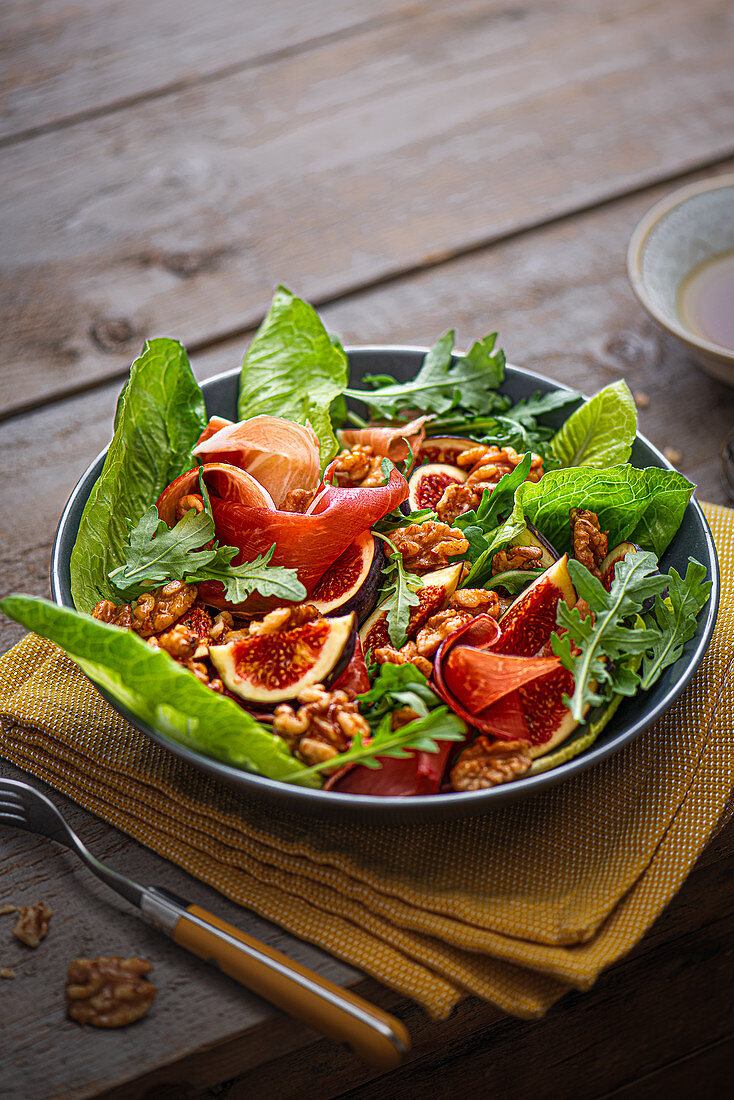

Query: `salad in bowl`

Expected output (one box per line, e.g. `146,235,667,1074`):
1,288,716,811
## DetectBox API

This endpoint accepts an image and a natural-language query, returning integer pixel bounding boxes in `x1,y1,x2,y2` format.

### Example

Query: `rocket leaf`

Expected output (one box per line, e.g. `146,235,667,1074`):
640,559,712,689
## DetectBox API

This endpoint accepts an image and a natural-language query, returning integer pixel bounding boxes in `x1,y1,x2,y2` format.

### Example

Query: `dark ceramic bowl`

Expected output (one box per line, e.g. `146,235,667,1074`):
51,349,720,823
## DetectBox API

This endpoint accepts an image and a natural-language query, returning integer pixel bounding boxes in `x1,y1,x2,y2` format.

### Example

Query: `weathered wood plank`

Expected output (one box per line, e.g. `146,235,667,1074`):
2,166,731,651
0,0,420,141
2,0,733,415
0,759,360,1100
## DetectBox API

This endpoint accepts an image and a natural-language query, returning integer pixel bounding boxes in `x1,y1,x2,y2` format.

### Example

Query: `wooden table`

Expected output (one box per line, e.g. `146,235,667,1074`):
1,2,733,1096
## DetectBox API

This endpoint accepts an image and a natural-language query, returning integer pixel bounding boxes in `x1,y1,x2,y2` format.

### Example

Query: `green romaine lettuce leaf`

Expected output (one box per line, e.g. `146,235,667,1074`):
0,595,318,787
512,464,695,557
238,286,348,468
550,379,637,468
70,338,207,612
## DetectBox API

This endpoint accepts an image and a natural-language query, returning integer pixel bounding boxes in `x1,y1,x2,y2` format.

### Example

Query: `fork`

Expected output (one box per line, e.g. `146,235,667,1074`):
0,777,409,1068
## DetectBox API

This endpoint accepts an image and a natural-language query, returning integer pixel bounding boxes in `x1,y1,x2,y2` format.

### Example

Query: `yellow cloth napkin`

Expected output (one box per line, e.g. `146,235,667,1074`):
1,502,732,1021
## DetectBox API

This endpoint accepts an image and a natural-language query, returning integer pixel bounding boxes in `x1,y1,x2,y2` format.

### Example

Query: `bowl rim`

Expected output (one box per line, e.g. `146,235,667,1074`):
626,172,734,362
50,349,721,820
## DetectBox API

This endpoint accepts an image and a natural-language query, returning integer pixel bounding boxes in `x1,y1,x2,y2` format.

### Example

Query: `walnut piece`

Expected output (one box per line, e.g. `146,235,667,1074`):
450,737,532,791
281,487,317,513
491,544,545,575
273,684,370,767
66,956,156,1028
175,493,205,521
374,602,488,676
333,444,384,487
434,482,483,524
1,968,14,979
448,588,501,617
570,508,608,579
246,604,319,637
373,644,433,679
389,521,469,573
457,444,544,486
0,903,15,916
12,902,53,947
92,581,198,638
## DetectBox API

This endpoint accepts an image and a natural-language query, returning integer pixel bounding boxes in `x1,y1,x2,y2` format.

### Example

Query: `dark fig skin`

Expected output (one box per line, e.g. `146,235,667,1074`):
309,532,385,623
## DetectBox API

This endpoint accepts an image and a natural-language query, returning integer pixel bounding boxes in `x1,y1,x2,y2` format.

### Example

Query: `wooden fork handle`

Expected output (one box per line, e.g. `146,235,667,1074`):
143,889,409,1069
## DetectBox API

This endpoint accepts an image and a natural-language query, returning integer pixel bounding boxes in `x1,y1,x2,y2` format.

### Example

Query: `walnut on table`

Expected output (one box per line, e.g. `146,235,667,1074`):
12,901,53,947
570,508,608,579
389,521,469,573
66,956,156,1028
450,737,532,791
332,444,385,487
273,684,371,767
0,903,15,916
0,968,14,979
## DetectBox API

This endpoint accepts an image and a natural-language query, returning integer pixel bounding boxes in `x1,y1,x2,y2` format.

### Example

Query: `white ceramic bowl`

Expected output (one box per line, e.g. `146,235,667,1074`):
627,175,734,386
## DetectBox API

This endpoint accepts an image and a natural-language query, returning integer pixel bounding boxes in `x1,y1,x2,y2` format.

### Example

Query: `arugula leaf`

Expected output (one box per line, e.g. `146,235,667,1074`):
109,506,306,604
373,534,422,647
238,286,349,468
552,556,668,720
108,507,215,592
197,545,307,604
344,330,505,418
512,464,695,557
550,380,637,468
284,664,466,781
0,595,318,786
374,506,437,535
640,559,712,689
70,339,207,612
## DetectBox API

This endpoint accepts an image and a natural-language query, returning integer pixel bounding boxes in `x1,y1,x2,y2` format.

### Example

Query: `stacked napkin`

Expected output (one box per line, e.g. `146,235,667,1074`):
1,502,732,1020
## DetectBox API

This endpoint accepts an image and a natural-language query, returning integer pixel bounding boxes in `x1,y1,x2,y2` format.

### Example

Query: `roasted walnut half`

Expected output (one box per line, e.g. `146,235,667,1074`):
66,956,156,1028
570,508,608,579
450,737,532,791
332,444,385,487
273,684,371,767
12,901,52,947
389,521,469,573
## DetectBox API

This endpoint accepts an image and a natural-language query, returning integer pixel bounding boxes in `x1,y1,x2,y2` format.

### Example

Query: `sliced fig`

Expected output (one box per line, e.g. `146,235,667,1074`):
360,563,463,654
308,532,385,622
417,436,477,466
507,522,559,569
209,613,356,706
496,555,576,657
408,463,467,510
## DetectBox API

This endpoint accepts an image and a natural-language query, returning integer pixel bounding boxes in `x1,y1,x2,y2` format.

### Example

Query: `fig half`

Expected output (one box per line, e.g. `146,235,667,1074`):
496,555,577,656
210,613,356,706
407,463,467,510
308,531,385,623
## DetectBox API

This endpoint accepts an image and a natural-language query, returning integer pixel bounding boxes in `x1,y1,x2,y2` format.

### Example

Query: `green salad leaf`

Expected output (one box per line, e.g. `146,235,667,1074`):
108,505,306,604
552,556,667,720
640,559,712,689
550,380,637,468
70,339,207,613
0,595,318,786
238,286,348,468
345,330,505,418
512,464,695,557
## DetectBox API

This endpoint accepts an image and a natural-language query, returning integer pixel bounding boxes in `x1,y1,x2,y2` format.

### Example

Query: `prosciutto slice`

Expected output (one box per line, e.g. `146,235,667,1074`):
337,415,431,464
325,741,454,797
193,415,320,508
202,467,409,605
157,463,275,526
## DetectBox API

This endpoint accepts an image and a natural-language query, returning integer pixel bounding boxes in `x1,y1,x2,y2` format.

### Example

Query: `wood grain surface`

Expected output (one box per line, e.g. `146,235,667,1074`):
2,0,733,1096
2,0,733,415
